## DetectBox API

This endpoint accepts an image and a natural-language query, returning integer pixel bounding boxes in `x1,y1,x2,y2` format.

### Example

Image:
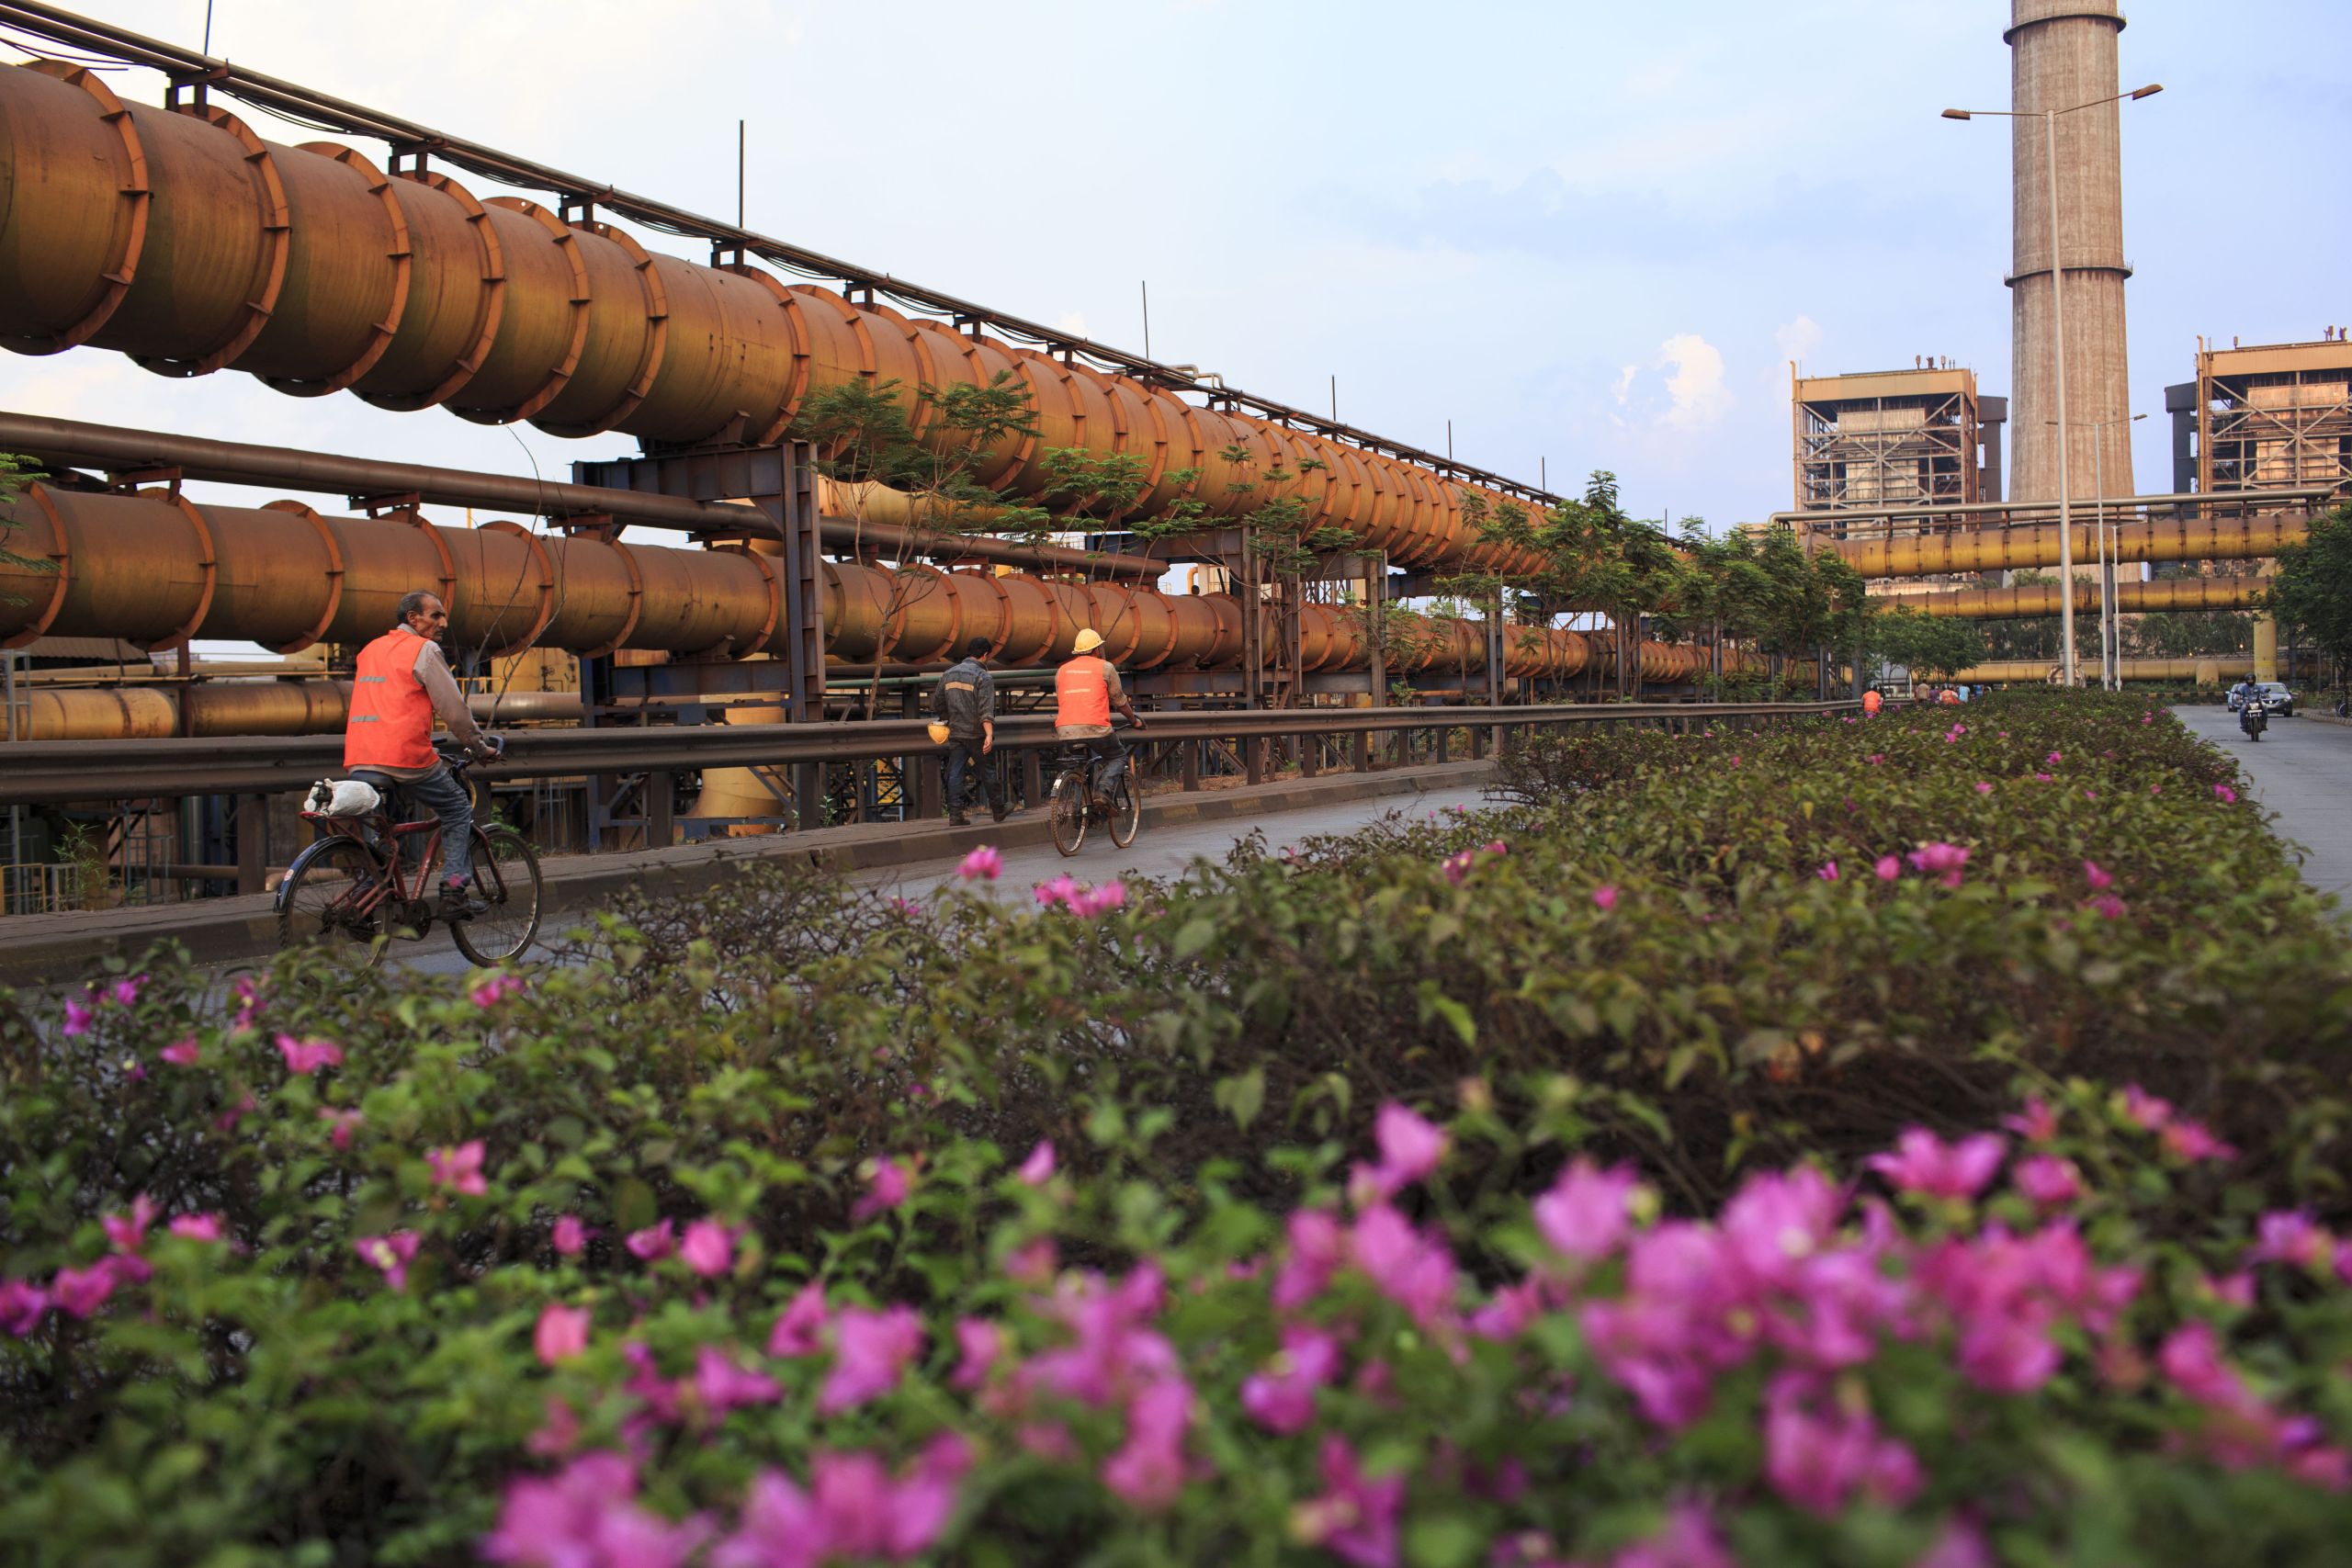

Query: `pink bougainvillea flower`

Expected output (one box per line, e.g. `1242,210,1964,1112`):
2013,1155,2084,1208
1442,850,1476,886
1592,884,1619,912
1072,879,1126,917
1016,1140,1057,1186
426,1141,489,1197
1534,1156,1641,1262
2161,1118,2237,1164
53,1263,120,1320
2119,1084,2174,1131
1033,874,1079,908
1816,860,1839,881
1763,1378,1922,1517
694,1345,783,1418
624,1220,676,1262
2084,859,2114,890
551,1214,594,1257
159,1037,200,1066
1272,1208,1346,1312
534,1303,593,1366
355,1232,421,1292
2249,1212,2331,1270
1240,1325,1340,1435
2046,750,2062,764
2088,894,2127,920
1866,753,1885,764
2204,1270,2257,1309
1351,1103,1449,1203
1294,1436,1405,1568
2214,784,2238,803
168,1213,225,1243
0,1279,49,1337
470,973,526,1009
1873,854,1901,882
679,1219,737,1280
1974,782,1994,795
2003,1096,2059,1143
1349,1205,1459,1331
318,1107,365,1150
768,1280,831,1358
1905,841,1971,889
481,1451,708,1568
2035,771,2055,783
102,1193,156,1256
1868,1128,2006,1200
950,1316,1001,1392
62,997,95,1037
1004,1236,1057,1286
274,1033,345,1075
852,1156,913,1223
1102,1376,1195,1512
956,844,1002,882
819,1303,925,1415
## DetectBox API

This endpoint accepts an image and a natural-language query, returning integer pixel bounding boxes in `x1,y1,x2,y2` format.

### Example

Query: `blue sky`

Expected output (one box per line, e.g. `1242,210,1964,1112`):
3,0,2346,537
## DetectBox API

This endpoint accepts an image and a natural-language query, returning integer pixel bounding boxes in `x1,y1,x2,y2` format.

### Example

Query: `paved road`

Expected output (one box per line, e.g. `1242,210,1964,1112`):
2175,705,2352,906
392,778,1498,977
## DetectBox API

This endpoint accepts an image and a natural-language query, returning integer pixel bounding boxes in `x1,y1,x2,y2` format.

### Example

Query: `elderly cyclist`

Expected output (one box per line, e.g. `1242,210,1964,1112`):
1053,627,1145,786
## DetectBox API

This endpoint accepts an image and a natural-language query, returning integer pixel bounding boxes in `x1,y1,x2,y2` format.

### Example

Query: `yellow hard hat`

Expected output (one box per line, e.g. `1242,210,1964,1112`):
925,722,951,745
1071,628,1105,654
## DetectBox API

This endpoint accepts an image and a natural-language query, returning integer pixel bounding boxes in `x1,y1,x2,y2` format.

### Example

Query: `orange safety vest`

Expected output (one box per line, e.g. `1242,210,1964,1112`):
1054,656,1113,728
344,627,439,770
1862,690,1883,715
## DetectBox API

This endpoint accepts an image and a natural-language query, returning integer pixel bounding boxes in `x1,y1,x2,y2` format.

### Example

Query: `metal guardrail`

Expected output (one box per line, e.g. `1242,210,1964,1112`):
0,702,1859,807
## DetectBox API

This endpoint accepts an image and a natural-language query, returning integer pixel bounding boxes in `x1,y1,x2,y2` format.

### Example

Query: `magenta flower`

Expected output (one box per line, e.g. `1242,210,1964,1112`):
852,1156,913,1223
1814,860,1839,883
2119,1084,2174,1131
1764,1380,1922,1516
950,1316,1001,1391
694,1345,783,1418
159,1038,200,1066
0,1280,49,1337
1016,1140,1057,1186
318,1107,365,1150
768,1280,831,1358
625,1220,676,1262
470,973,526,1009
356,1231,421,1292
1272,1208,1346,1311
551,1214,594,1257
2162,1119,2237,1164
1295,1436,1405,1568
819,1303,925,1414
62,997,94,1037
108,975,143,1007
168,1213,225,1243
1240,1325,1340,1435
1592,884,1619,912
1442,849,1476,886
1349,1204,1459,1330
1866,753,1885,764
1974,782,1993,795
2014,1155,2084,1208
680,1218,737,1279
2084,859,2114,890
1868,1128,2006,1200
2088,893,2127,919
426,1141,489,1197
2214,783,2238,803
1873,854,1901,881
956,844,1002,882
1352,1103,1448,1202
1534,1156,1641,1262
1905,841,1971,888
535,1303,592,1365
1034,874,1080,908
102,1193,157,1255
51,1261,118,1319
2046,750,2062,763
2003,1096,2059,1143
2250,1212,2331,1269
1102,1377,1195,1512
275,1033,345,1075
1071,879,1127,917
482,1452,707,1568
2035,771,2054,783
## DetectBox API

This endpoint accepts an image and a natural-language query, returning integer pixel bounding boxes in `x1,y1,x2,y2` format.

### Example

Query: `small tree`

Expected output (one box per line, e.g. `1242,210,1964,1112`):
2,452,59,607
1869,608,1987,687
2266,502,2352,702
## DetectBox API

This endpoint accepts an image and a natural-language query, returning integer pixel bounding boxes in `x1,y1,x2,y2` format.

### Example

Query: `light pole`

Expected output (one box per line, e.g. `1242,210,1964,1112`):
2049,411,2146,689
1945,82,2162,688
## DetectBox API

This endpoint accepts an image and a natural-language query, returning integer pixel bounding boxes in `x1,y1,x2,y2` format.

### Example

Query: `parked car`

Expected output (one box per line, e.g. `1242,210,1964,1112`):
2251,681,2297,716
2226,682,2252,713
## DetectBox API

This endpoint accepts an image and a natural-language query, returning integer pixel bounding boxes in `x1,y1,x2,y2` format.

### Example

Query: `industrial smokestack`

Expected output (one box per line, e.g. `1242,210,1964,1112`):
2007,0,2135,503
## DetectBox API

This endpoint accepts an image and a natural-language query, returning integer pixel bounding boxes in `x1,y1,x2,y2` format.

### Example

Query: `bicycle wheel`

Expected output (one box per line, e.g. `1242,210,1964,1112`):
277,836,388,973
1107,773,1141,848
450,826,545,965
1049,768,1090,856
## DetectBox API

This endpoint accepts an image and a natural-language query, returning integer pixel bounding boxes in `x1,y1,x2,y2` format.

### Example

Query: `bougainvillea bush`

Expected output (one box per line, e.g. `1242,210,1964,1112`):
4,693,2350,1565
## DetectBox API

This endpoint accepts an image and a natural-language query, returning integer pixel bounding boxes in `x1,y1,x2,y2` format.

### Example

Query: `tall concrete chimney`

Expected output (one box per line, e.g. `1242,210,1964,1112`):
2007,0,2133,503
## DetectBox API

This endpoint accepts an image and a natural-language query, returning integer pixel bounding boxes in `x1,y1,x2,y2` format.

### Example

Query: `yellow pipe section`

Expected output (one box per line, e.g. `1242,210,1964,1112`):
1872,575,2264,618
0,60,1546,576
1951,658,2252,686
1825,514,2308,579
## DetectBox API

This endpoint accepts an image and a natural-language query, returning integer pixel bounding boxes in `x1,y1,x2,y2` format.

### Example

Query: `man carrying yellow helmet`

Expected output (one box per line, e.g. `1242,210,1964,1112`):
1055,626,1146,789
931,636,1006,827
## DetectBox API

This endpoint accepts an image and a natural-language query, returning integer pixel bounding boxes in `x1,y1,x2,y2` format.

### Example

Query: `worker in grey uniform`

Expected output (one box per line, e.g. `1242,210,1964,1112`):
933,636,1008,827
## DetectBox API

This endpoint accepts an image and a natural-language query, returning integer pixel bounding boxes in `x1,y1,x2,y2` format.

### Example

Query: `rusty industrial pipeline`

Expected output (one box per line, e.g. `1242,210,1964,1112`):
0,59,1555,576
1871,574,2264,619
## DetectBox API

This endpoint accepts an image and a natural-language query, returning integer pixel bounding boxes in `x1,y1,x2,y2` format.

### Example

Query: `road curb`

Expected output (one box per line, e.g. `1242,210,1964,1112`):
0,760,1494,984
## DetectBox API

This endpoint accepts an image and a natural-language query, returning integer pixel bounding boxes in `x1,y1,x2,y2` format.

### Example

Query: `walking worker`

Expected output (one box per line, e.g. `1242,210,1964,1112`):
933,636,1007,827
1054,627,1145,786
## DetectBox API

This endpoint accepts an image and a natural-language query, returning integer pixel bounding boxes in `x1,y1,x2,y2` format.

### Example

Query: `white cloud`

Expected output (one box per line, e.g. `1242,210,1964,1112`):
1611,364,1637,406
1772,314,1823,371
1656,333,1731,429
1057,312,1089,337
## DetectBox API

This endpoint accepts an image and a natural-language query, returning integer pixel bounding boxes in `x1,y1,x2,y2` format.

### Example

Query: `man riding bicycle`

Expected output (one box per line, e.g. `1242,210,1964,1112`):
343,590,503,917
1054,628,1144,786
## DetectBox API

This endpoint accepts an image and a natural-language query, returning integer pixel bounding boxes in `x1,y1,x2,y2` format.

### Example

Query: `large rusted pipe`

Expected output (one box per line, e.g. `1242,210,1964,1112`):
1823,514,2309,578
1951,657,2251,686
4,679,582,740
0,61,1544,574
1872,574,2264,618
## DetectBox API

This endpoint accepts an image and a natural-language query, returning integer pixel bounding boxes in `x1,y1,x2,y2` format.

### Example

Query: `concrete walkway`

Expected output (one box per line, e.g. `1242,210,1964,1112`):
2175,705,2352,908
0,760,1497,985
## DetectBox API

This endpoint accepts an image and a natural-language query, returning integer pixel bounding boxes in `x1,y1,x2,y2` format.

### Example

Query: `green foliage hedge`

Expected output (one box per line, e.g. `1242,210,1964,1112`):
4,693,2349,1565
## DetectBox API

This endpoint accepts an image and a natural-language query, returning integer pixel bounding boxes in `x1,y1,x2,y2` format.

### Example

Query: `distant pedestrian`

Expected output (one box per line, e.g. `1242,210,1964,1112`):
1862,689,1883,716
933,637,1007,827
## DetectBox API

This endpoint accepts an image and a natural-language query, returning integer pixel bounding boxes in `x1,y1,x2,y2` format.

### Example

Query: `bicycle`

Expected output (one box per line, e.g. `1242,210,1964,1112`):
276,750,545,970
1048,728,1143,857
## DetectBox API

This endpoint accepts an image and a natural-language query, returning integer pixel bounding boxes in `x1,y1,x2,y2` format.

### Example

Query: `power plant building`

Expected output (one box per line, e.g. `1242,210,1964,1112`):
1792,366,2007,518
2166,337,2352,502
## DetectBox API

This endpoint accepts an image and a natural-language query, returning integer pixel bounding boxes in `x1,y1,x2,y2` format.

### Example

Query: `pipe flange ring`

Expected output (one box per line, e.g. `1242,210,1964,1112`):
578,536,645,660
476,519,558,658
258,499,345,653
469,197,588,424
135,102,288,378
390,507,459,615
7,62,150,355
696,264,799,446
960,569,1015,663
537,220,670,436
363,168,505,412
708,542,782,659
0,484,72,649
1091,582,1142,665
268,141,414,396
882,560,959,664
134,490,218,653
